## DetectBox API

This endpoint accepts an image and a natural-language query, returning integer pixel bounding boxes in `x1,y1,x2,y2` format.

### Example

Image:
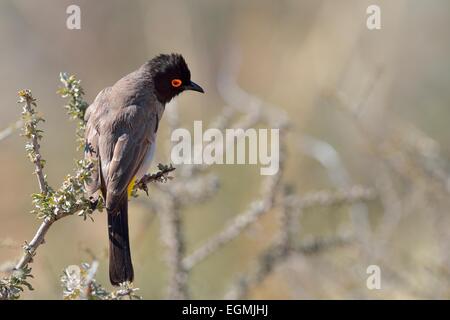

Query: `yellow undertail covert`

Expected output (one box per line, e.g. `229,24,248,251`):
127,176,137,197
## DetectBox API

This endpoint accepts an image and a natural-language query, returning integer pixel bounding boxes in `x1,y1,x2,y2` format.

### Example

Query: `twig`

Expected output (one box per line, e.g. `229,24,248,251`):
14,90,52,270
14,212,70,271
19,90,48,194
182,132,286,271
134,164,176,196
225,234,353,300
223,181,358,299
285,185,376,210
0,120,23,142
222,184,374,299
183,175,283,272
159,193,188,299
61,262,141,300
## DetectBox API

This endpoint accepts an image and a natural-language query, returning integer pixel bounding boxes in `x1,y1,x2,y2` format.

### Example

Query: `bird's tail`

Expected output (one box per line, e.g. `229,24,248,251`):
107,197,134,285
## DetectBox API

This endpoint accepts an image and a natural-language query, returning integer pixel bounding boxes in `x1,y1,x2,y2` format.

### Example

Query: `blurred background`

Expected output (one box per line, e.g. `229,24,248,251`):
1,0,450,299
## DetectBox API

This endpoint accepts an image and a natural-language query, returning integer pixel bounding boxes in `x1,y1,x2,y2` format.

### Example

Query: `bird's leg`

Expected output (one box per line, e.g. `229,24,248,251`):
135,179,149,196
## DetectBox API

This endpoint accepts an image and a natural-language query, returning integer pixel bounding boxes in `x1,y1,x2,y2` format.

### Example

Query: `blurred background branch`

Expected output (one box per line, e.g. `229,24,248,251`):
0,120,22,142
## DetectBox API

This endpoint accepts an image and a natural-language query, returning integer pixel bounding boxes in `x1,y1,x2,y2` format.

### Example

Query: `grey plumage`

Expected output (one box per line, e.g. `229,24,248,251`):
84,54,203,285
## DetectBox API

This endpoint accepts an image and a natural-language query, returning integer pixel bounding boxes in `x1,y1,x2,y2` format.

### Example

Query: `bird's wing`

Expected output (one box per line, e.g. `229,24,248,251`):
100,104,153,212
84,87,112,198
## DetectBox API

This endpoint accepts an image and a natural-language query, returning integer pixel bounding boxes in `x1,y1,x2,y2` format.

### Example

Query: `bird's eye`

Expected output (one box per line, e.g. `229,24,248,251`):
171,79,182,88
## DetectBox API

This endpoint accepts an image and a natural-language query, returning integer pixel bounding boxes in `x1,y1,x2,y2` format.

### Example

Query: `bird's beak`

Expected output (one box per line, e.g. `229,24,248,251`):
184,81,204,93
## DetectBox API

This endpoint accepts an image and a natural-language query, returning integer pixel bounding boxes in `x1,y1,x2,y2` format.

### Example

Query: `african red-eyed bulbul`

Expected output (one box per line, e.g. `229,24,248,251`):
84,54,204,285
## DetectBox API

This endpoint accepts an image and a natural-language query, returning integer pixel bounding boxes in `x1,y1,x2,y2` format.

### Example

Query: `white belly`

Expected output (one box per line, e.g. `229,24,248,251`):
135,102,164,180
135,142,156,180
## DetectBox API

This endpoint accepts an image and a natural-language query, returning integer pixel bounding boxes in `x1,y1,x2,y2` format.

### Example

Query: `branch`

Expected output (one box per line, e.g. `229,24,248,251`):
159,193,188,299
58,72,89,147
224,191,297,300
13,90,52,271
285,185,376,210
133,164,176,196
223,185,375,300
182,177,280,271
15,217,56,271
224,234,353,299
182,132,286,271
1,79,95,300
0,119,22,142
61,262,141,300
19,90,48,194
14,160,97,273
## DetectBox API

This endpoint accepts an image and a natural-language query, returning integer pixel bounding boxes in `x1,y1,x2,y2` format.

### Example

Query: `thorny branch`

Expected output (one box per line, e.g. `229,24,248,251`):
225,234,353,299
133,164,176,196
1,84,95,300
182,131,286,271
224,186,373,299
159,193,188,299
19,90,48,194
0,119,22,142
61,262,141,300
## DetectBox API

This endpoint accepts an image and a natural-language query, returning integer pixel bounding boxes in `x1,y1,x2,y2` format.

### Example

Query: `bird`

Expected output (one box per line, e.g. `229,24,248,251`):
83,54,204,285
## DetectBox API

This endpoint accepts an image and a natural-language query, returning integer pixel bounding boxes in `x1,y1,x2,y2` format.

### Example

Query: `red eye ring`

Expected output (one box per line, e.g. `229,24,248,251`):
171,79,182,88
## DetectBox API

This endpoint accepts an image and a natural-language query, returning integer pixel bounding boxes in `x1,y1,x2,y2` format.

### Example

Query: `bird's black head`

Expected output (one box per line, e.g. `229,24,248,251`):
148,53,204,104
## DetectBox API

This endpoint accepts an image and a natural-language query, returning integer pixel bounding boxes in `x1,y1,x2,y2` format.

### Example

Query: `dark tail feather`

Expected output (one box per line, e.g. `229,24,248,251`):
107,197,134,285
